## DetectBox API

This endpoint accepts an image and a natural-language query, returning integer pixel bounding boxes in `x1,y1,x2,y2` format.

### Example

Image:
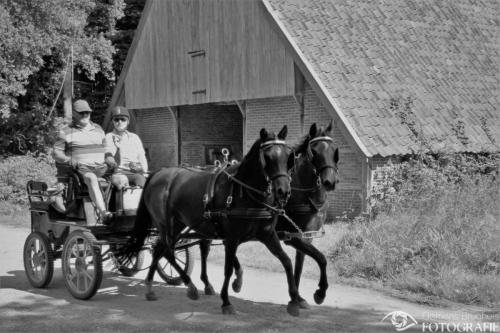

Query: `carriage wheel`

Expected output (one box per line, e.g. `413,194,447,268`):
157,240,195,285
62,230,103,300
114,249,146,277
23,232,54,288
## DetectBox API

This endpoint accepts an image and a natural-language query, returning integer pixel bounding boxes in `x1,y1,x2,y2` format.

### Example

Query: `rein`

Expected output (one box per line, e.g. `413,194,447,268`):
203,138,292,222
223,170,269,197
223,138,292,198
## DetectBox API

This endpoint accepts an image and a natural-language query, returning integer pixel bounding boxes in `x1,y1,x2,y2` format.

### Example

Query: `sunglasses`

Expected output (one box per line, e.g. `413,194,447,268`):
113,117,128,122
77,111,91,116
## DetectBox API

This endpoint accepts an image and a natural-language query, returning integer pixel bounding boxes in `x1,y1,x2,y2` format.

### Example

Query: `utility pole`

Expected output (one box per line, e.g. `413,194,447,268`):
63,46,73,122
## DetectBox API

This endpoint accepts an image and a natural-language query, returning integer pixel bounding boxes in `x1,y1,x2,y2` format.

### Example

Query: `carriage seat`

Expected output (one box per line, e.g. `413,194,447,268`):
68,172,109,199
27,181,52,211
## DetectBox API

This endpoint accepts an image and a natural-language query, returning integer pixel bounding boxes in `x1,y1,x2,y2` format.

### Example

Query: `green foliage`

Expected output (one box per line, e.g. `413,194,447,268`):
329,96,500,306
111,0,146,79
0,0,125,155
370,153,499,218
0,154,56,206
330,176,500,306
331,133,500,306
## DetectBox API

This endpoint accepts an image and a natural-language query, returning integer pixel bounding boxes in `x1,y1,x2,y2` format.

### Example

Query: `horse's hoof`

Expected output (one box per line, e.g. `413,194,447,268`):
204,284,216,296
287,301,300,317
232,279,242,293
145,292,157,301
221,304,236,315
299,299,310,309
187,283,199,300
313,290,325,305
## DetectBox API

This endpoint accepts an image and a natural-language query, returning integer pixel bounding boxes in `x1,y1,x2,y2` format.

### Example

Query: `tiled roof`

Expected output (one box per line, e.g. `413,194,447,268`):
265,0,500,156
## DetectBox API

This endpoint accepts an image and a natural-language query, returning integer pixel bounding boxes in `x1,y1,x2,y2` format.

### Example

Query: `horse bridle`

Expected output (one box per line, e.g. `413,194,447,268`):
292,136,338,191
307,136,338,175
259,139,293,188
223,139,292,198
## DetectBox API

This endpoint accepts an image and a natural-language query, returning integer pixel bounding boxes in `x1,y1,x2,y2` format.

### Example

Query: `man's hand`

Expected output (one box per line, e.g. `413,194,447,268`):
129,162,144,174
105,156,117,169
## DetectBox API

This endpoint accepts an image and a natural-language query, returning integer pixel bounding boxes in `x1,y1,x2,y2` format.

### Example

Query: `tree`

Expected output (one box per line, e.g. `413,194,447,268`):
0,0,125,154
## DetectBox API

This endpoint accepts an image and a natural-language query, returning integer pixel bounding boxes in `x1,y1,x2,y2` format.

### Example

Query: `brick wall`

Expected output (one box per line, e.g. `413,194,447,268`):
303,83,363,219
179,104,242,166
134,107,177,171
245,96,302,151
134,85,366,220
244,82,364,220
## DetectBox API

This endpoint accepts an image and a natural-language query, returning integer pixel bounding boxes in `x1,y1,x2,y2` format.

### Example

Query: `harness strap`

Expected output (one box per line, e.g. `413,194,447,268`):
203,164,230,212
223,170,269,197
286,203,315,214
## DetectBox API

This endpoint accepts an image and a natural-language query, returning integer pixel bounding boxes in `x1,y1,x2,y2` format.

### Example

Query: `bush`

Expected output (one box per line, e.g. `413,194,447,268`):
0,153,56,207
330,153,500,306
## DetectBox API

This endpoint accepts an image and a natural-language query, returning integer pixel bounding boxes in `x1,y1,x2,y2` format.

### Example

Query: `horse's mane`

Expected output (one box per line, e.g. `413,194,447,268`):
293,135,311,155
236,137,263,177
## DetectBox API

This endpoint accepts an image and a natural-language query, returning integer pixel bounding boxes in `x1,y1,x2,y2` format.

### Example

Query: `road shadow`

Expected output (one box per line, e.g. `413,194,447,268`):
0,269,414,333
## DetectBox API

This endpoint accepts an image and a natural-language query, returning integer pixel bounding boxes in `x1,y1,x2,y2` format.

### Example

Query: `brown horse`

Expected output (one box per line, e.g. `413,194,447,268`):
123,126,306,316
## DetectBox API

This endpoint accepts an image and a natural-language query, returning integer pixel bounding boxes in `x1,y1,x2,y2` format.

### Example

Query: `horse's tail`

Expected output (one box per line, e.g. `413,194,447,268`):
122,171,156,260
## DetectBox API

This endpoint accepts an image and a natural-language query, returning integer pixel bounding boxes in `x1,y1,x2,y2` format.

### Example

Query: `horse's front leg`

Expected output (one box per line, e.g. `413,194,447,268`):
286,237,328,305
287,245,310,309
232,255,243,293
199,239,216,295
221,240,238,314
261,231,301,317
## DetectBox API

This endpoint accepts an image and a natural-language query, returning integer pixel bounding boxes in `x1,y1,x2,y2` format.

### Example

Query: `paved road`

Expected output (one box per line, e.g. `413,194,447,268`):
0,225,497,332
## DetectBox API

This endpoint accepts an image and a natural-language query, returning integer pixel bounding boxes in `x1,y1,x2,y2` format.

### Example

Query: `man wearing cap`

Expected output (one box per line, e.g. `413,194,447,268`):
105,106,148,190
52,99,112,222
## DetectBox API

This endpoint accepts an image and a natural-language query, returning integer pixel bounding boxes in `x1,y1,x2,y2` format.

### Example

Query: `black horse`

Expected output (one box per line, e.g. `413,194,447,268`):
196,122,340,309
278,121,339,307
123,126,306,316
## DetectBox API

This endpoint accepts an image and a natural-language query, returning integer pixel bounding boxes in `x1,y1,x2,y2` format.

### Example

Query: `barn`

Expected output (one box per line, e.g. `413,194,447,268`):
104,0,499,219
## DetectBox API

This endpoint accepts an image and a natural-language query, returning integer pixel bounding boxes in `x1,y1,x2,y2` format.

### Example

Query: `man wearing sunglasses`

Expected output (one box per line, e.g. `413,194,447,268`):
52,99,112,222
104,106,148,190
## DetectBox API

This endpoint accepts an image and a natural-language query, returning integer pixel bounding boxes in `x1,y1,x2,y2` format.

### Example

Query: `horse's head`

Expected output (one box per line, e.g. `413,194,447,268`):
259,125,292,206
305,121,340,191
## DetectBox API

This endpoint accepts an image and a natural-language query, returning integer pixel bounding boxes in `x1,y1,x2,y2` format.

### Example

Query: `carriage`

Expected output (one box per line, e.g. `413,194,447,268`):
23,123,338,317
23,168,195,300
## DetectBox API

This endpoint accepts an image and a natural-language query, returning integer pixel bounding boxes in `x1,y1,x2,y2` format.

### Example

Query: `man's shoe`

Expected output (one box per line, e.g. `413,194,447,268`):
100,211,113,225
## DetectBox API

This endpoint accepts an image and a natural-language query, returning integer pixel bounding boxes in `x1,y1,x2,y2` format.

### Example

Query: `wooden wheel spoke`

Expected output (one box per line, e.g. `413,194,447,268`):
83,272,90,290
67,271,76,283
175,256,186,266
76,272,81,290
81,268,93,282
